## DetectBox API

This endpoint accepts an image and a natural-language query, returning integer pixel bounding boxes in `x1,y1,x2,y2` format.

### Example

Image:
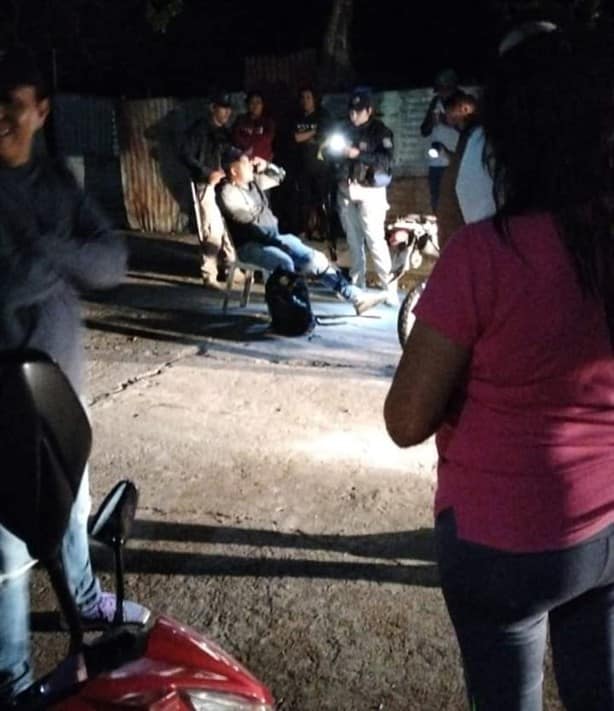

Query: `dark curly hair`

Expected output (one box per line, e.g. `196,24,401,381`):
481,26,614,318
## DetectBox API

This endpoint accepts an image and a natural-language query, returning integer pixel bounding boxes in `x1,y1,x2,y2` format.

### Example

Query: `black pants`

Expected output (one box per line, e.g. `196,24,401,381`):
436,508,614,711
295,165,330,236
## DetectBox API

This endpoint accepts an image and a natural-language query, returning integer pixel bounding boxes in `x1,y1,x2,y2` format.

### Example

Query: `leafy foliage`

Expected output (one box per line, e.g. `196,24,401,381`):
145,0,185,34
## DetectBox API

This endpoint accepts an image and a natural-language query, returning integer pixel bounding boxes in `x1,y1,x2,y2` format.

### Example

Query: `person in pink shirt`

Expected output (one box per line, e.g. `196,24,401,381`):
385,26,614,711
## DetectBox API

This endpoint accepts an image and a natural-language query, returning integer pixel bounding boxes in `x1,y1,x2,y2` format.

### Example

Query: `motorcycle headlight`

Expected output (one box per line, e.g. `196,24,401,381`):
184,690,275,711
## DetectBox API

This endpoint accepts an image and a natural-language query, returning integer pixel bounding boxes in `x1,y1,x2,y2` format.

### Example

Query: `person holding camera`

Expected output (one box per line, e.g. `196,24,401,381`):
420,68,460,212
331,88,397,305
435,90,479,251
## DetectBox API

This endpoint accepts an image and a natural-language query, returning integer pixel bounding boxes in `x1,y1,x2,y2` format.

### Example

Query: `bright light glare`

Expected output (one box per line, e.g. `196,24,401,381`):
428,147,439,159
292,427,437,477
328,133,348,153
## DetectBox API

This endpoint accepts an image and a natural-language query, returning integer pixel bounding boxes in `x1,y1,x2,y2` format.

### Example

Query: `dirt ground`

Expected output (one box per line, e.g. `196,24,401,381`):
29,233,564,710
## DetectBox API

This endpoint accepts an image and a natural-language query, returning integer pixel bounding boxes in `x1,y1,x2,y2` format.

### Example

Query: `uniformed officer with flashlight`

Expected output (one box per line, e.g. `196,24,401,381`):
328,88,397,305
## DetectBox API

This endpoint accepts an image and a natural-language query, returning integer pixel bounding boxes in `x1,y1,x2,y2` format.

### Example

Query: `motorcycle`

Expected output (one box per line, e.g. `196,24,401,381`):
386,214,440,346
0,350,275,710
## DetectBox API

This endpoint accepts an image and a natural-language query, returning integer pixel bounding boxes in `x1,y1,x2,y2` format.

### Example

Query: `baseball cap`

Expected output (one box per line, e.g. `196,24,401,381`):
348,89,372,111
211,91,232,108
221,145,245,172
0,46,47,99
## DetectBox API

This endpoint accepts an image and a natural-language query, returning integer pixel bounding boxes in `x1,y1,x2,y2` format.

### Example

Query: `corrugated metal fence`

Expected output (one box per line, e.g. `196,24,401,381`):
119,98,183,234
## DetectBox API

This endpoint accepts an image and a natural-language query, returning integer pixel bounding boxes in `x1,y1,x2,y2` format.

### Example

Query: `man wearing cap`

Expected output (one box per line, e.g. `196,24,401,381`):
0,46,149,703
217,147,387,316
180,92,235,284
331,88,397,305
420,68,460,212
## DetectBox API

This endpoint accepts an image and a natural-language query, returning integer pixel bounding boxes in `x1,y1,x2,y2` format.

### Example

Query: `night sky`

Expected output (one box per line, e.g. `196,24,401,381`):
2,0,605,96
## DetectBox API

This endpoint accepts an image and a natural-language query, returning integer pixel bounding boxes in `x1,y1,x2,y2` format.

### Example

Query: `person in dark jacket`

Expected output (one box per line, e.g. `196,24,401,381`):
180,92,235,284
0,47,149,704
331,88,397,304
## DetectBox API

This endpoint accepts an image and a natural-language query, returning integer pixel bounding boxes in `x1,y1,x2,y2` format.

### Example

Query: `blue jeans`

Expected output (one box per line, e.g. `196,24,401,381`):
238,233,359,302
436,508,614,711
0,467,100,700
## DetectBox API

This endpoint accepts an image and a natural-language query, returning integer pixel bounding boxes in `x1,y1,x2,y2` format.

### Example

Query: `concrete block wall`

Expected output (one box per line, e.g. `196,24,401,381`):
388,177,432,218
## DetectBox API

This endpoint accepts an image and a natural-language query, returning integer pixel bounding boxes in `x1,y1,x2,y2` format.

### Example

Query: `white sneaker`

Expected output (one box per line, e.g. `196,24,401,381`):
80,592,151,628
352,291,388,315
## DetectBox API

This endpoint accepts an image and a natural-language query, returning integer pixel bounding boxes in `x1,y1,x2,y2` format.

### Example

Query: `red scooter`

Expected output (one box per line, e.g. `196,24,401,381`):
0,351,275,710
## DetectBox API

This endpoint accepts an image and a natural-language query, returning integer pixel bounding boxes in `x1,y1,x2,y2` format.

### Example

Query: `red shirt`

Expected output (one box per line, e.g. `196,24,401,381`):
414,213,614,552
231,114,275,162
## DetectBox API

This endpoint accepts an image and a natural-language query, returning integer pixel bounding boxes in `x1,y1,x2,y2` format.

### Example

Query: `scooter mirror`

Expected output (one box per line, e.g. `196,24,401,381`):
0,349,91,561
89,480,138,546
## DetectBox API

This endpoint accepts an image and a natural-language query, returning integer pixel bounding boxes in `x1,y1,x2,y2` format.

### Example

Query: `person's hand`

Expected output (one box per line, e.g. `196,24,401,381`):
208,169,225,186
346,146,360,159
251,156,268,173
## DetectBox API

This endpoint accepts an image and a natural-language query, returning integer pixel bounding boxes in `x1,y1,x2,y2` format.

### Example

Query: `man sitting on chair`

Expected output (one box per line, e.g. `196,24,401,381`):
217,147,386,316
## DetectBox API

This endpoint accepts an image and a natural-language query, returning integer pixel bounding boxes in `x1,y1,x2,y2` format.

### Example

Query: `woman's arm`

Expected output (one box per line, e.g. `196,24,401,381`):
384,320,470,447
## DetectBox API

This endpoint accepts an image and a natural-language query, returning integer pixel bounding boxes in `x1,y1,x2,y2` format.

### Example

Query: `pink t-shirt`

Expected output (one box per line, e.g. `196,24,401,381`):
414,213,614,552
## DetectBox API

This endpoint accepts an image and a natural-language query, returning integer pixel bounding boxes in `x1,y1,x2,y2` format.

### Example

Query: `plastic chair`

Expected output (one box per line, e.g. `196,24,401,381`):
190,181,266,313
222,259,268,314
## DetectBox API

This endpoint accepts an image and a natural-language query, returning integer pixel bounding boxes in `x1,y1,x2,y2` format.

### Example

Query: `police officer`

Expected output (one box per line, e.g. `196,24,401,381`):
332,88,397,304
180,91,235,284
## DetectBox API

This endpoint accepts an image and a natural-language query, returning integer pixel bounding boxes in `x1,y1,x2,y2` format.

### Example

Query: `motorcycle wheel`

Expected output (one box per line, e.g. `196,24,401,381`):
397,279,427,347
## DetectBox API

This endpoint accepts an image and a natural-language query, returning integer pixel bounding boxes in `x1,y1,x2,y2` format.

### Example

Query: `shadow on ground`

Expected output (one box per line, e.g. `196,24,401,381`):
84,232,401,376
89,522,438,588
30,524,438,631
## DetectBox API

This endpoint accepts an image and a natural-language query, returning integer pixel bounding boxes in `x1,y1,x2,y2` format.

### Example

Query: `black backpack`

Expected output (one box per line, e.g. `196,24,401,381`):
265,268,315,336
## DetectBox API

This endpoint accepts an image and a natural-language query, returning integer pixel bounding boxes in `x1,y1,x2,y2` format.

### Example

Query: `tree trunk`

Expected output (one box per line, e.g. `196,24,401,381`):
319,0,355,92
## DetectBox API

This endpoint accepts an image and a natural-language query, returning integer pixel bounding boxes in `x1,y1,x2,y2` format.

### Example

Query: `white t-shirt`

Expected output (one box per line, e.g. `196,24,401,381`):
428,98,459,168
455,127,496,223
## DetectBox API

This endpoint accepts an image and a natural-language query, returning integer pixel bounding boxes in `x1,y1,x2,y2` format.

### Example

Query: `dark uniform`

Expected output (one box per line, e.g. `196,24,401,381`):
335,116,394,187
333,92,395,294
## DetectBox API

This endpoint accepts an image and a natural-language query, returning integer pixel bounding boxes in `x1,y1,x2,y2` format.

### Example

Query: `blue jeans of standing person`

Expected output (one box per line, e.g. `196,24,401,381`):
436,508,614,711
0,467,100,700
238,233,360,302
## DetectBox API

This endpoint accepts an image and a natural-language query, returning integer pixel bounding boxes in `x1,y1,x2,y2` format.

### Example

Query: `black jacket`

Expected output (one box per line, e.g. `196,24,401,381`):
0,158,127,391
180,118,232,183
332,117,394,186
